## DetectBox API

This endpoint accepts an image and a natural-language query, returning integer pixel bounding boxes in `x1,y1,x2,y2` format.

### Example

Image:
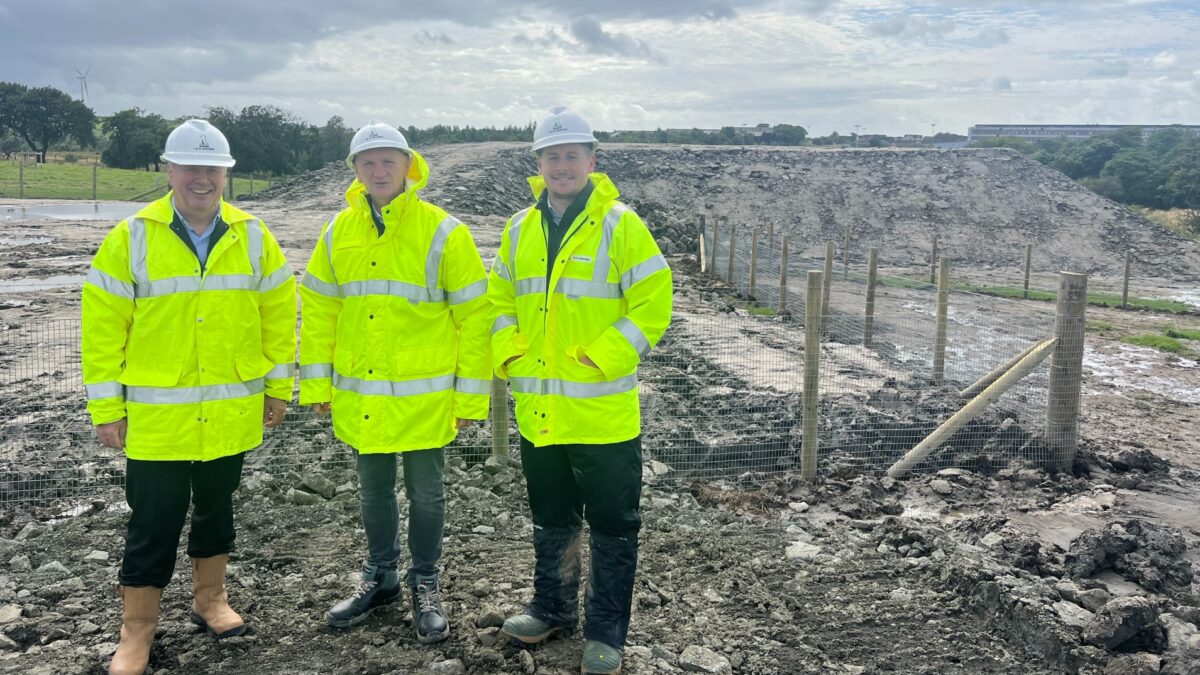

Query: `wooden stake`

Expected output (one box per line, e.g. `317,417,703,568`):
821,241,834,333
959,338,1050,399
886,338,1058,478
92,164,98,200
930,235,939,285
803,270,823,481
843,225,851,280
726,222,737,287
749,228,759,300
1023,243,1033,299
865,248,878,347
1122,251,1131,309
1048,272,1088,470
933,257,950,385
709,216,719,275
778,236,789,313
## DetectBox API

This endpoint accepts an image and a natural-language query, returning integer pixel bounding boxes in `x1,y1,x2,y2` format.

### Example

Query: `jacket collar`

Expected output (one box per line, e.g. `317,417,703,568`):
134,192,256,226
344,148,430,221
527,172,620,213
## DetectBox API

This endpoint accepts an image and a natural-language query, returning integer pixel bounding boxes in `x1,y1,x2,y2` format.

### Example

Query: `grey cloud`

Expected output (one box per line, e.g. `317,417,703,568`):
568,18,667,63
414,30,454,45
993,76,1012,91
974,27,1010,47
1087,60,1132,78
870,15,954,39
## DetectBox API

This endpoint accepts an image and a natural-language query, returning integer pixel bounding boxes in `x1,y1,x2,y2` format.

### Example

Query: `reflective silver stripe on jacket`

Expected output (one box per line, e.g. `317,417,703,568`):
266,363,295,379
128,218,149,287
491,315,517,335
299,363,333,379
125,378,265,404
454,377,491,395
245,219,264,279
135,274,258,298
259,265,293,292
515,277,547,297
333,372,455,397
492,258,512,281
447,279,487,305
85,267,135,300
614,317,651,357
620,254,669,293
508,207,532,276
300,273,340,297
323,214,339,281
509,373,638,398
556,278,621,299
340,280,446,303
593,203,628,284
426,216,460,291
85,381,124,400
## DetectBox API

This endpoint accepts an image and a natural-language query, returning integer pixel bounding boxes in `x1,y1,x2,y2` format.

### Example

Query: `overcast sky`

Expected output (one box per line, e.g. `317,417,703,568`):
2,0,1197,137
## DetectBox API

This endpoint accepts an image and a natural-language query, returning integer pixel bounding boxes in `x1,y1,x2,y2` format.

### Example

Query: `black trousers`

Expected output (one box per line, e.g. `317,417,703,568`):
519,435,643,650
119,452,245,588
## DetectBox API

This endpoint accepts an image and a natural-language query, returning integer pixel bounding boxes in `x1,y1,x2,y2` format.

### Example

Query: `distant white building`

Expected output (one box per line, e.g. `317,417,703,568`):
968,124,1200,143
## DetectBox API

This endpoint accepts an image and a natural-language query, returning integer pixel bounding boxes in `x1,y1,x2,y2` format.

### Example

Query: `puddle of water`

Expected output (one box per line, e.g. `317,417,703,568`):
0,274,85,293
1085,343,1200,404
0,202,145,221
0,237,53,247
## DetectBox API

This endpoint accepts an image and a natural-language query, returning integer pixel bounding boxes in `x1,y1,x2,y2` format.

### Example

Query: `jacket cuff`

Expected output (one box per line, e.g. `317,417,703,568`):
299,378,333,405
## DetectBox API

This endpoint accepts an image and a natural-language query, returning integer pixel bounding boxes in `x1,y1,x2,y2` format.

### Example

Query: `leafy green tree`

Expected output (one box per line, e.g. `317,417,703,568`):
1163,139,1200,211
1101,148,1163,207
101,108,172,170
0,83,95,162
975,136,1038,154
1054,137,1121,179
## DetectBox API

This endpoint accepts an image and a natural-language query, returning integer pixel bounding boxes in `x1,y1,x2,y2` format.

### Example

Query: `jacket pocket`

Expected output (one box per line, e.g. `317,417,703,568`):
393,344,455,379
119,360,184,387
236,354,271,381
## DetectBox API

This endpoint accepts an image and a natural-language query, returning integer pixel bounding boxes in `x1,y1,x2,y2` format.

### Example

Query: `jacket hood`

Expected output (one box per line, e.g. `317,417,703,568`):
345,148,430,210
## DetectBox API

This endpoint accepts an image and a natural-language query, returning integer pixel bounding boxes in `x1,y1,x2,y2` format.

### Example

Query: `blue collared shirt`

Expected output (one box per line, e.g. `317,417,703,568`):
172,200,221,267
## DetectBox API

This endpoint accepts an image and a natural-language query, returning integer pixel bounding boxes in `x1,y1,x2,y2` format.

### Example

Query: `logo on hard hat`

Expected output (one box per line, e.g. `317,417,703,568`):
551,121,566,132
197,136,213,151
367,130,383,140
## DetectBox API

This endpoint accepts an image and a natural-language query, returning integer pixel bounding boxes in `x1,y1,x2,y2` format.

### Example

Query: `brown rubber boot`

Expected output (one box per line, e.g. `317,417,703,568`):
189,555,247,639
109,585,162,675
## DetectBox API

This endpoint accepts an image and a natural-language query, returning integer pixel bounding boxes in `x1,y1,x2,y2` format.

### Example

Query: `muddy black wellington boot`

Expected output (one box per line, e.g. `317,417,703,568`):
410,574,449,644
327,563,401,628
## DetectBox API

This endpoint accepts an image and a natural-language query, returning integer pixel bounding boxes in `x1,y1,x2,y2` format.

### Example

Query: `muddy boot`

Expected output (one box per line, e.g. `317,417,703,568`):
502,612,572,645
189,555,247,639
109,585,162,675
411,574,449,644
327,563,401,628
581,640,622,674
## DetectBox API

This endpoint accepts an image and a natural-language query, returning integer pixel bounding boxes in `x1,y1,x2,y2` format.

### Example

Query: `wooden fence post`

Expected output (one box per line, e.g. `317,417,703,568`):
778,236,789,314
843,225,851,280
1048,272,1088,470
803,270,823,481
930,235,939,285
92,164,98,200
1122,251,1131,309
865,248,878,347
18,161,24,199
1023,244,1033,299
821,241,834,332
726,222,737,287
709,216,719,275
749,228,759,300
227,172,234,201
490,378,509,457
933,257,950,385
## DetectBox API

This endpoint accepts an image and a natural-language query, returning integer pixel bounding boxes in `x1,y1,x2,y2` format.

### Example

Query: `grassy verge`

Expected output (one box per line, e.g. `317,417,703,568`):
1121,334,1190,354
0,161,269,201
1165,327,1200,341
877,276,1196,315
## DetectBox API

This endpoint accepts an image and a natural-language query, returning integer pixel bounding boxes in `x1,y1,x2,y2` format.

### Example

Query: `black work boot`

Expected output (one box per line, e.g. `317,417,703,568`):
327,563,401,628
410,574,449,644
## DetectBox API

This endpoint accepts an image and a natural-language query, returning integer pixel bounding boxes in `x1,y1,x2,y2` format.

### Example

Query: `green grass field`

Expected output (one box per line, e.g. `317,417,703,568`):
1122,334,1190,354
0,161,268,201
877,276,1196,315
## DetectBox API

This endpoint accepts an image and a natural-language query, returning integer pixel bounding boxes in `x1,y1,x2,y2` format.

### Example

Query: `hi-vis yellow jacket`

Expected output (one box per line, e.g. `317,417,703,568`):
488,173,672,447
299,151,491,453
81,194,297,461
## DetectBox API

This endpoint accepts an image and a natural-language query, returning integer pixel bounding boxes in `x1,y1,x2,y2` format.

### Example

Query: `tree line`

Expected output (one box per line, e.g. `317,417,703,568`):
976,128,1200,217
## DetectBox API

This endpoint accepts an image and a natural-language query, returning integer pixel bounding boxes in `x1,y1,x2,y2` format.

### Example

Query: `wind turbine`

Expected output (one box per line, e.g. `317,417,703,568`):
75,67,90,102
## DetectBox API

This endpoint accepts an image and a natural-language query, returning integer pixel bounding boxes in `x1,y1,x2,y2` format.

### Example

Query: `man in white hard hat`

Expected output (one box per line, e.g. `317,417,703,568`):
82,119,296,675
299,121,491,643
488,107,672,674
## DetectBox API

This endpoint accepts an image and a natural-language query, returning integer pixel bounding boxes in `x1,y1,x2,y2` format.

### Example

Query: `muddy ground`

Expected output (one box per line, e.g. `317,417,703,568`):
1,144,1199,674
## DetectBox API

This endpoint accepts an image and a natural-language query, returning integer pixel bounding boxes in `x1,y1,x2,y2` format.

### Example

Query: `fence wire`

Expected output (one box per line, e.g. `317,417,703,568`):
3,233,1079,509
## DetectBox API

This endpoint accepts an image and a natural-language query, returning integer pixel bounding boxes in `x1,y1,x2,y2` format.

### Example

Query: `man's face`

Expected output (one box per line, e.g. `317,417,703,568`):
166,163,225,215
538,143,595,200
354,148,411,204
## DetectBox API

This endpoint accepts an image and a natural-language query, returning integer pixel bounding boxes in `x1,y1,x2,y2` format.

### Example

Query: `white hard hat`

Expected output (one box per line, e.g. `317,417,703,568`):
347,120,411,167
532,106,598,153
161,119,235,168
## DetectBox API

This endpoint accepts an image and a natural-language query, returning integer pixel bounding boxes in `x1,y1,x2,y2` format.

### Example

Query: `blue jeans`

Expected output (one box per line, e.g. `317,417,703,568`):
355,447,445,586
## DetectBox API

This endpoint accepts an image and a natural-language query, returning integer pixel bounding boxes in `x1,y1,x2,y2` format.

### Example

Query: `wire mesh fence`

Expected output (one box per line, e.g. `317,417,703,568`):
1,231,1086,510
